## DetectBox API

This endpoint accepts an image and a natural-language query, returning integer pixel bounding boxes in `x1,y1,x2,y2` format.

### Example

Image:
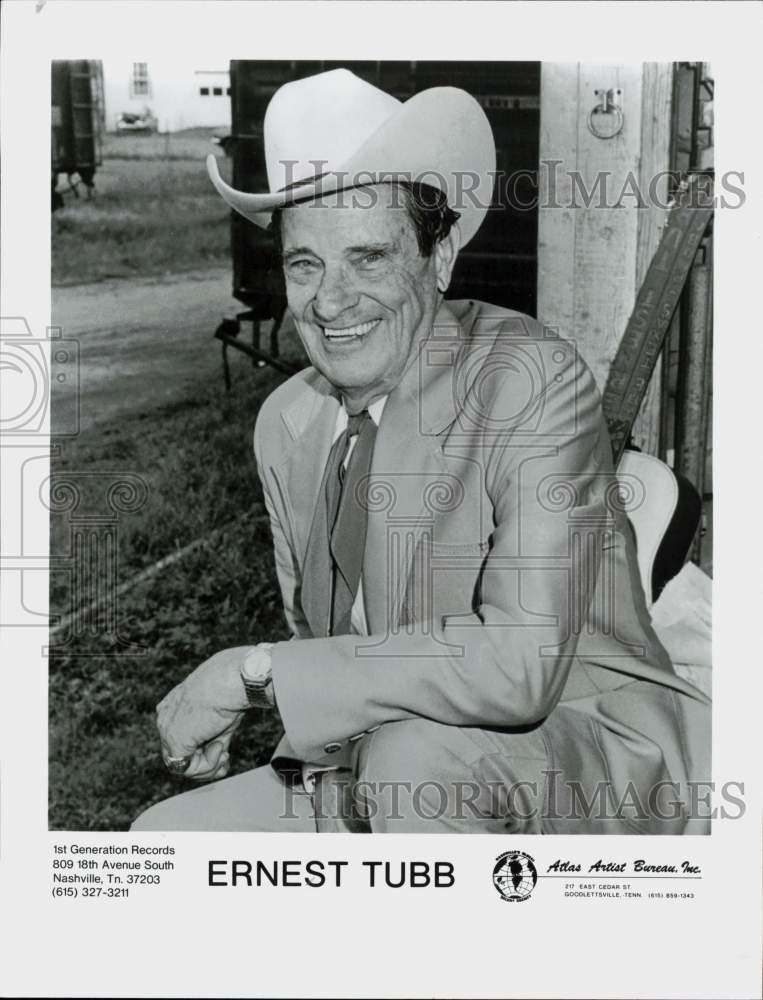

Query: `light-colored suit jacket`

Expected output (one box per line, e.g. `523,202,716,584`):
254,300,709,785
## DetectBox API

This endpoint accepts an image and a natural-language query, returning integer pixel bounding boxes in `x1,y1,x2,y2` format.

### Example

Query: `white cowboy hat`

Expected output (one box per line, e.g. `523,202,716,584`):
206,68,496,246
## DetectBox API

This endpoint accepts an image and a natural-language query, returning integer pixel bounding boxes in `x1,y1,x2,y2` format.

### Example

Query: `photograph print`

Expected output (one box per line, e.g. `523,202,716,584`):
48,59,714,834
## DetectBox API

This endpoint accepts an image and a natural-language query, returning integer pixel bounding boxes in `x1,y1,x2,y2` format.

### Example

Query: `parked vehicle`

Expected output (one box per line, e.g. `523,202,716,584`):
115,109,158,134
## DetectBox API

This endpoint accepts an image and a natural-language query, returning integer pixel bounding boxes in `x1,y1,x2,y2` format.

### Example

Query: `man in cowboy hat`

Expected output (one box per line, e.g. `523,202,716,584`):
133,69,710,833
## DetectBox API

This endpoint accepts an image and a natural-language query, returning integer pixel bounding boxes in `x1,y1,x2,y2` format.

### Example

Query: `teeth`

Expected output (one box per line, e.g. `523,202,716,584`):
322,320,379,340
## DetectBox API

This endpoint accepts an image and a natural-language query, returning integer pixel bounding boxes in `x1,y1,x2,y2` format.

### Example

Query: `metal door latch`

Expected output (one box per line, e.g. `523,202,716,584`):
588,88,624,139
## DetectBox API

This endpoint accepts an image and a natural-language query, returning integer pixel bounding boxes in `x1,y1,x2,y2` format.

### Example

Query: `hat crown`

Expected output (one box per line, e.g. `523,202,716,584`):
206,68,496,247
264,69,401,192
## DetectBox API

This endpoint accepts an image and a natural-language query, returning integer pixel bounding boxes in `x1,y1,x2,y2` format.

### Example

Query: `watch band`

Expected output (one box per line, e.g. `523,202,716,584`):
241,676,275,709
241,643,275,709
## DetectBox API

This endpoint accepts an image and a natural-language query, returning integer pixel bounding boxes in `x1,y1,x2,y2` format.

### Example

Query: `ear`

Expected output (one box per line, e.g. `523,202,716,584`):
434,224,461,293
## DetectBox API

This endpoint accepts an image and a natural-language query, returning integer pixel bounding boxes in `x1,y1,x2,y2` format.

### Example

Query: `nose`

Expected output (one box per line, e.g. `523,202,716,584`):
311,264,360,325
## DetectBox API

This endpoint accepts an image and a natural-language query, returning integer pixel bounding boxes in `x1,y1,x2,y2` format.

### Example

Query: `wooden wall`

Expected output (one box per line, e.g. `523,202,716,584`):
537,63,673,454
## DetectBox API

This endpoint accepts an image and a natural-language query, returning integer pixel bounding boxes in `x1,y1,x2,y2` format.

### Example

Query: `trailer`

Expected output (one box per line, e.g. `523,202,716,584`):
51,60,105,210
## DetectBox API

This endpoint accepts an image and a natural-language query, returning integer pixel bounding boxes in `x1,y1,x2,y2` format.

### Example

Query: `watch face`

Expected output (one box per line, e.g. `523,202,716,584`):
241,649,268,684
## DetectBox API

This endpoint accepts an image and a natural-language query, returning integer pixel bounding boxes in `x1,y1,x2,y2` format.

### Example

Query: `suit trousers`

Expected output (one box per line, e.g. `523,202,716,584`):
130,720,547,833
132,678,707,833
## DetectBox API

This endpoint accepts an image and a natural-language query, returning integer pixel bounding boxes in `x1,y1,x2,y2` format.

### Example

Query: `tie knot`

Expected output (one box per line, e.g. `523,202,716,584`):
346,410,370,437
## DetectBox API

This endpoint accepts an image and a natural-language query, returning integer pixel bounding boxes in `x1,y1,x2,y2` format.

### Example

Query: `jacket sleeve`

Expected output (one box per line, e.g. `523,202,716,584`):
253,417,312,640
271,346,614,762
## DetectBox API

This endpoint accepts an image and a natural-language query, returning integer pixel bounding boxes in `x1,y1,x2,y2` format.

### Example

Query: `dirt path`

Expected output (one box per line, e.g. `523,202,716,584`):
51,267,271,434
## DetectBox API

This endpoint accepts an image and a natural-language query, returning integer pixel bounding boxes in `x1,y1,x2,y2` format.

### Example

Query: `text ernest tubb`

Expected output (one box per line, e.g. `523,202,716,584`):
208,859,456,888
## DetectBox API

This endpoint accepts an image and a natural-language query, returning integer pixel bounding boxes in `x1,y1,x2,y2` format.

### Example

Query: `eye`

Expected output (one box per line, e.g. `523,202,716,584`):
358,250,385,267
286,258,320,276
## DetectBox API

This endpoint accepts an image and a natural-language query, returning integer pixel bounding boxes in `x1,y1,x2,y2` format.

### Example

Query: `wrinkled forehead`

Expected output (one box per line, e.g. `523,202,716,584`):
280,183,416,247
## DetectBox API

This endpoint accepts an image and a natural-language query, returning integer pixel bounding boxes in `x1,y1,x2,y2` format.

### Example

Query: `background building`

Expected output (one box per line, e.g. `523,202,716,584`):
102,57,231,131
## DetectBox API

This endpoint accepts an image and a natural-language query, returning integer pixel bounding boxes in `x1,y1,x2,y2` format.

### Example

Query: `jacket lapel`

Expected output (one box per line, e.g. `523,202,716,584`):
270,374,340,638
362,302,464,634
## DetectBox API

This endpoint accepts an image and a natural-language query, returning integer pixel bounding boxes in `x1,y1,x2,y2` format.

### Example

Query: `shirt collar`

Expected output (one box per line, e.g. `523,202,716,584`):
366,396,388,427
333,395,388,440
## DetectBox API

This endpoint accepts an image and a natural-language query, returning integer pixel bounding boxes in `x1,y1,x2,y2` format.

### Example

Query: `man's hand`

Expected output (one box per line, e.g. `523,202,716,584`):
156,646,258,783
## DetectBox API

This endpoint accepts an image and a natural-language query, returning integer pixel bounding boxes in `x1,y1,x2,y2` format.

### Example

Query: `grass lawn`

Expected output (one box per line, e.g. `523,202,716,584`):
49,128,308,829
48,360,307,830
52,130,233,286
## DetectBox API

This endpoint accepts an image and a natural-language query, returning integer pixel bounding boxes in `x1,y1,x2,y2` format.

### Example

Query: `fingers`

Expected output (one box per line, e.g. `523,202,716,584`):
156,685,201,760
156,683,242,751
183,740,231,783
159,728,196,765
154,675,243,779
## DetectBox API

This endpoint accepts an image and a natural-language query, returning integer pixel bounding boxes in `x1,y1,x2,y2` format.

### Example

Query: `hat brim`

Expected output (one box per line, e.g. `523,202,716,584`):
206,87,495,247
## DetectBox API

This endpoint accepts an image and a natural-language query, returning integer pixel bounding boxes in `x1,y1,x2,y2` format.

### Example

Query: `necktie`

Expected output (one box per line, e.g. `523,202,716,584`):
306,409,378,835
301,409,378,637
328,410,377,635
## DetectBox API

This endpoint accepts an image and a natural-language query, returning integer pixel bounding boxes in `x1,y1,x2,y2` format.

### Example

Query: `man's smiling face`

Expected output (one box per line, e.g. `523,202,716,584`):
280,185,456,409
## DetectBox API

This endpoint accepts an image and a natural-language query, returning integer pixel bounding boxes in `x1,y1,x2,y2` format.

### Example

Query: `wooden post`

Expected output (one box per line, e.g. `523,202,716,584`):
632,64,673,454
537,63,673,456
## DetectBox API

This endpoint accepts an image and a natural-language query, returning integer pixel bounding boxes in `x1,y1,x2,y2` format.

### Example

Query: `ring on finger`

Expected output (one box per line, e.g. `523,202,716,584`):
164,754,192,775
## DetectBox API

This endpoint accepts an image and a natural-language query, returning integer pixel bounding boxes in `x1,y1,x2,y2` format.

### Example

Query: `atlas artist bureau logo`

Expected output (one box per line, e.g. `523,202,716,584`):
492,850,538,902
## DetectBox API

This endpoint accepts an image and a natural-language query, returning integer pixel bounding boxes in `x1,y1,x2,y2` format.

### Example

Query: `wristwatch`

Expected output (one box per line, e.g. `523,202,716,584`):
240,643,276,709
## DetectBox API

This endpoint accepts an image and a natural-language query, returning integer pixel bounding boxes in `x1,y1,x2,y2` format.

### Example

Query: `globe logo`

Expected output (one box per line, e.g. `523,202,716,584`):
492,850,538,902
